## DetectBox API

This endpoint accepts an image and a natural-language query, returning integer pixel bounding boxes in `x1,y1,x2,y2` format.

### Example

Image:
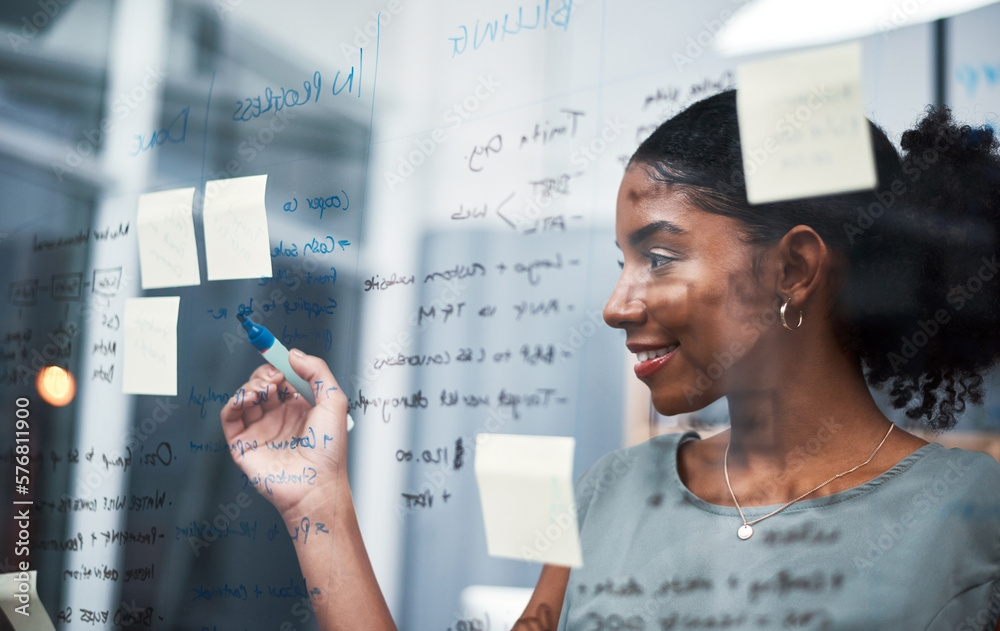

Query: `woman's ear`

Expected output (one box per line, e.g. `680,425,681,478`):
774,225,830,307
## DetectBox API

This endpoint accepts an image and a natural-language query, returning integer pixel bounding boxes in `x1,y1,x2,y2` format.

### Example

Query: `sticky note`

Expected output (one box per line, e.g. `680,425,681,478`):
474,434,582,568
123,296,180,396
202,174,273,280
736,42,876,204
136,187,200,289
0,570,57,630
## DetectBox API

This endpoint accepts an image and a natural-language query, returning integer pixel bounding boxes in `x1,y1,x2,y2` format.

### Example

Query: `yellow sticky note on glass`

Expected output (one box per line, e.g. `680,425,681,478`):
203,174,272,281
137,187,200,289
123,296,180,396
736,41,876,204
474,434,582,568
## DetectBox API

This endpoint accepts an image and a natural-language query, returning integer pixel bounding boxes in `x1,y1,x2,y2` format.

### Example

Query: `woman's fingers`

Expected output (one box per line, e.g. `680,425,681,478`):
221,383,252,443
221,352,349,457
220,367,286,442
288,350,343,404
287,349,349,426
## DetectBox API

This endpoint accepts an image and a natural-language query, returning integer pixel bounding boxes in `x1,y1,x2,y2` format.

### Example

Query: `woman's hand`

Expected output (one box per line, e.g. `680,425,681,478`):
221,353,397,630
220,349,350,520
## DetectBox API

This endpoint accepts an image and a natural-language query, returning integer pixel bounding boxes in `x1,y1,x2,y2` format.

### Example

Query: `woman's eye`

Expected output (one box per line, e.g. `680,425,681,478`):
616,259,624,269
645,252,675,269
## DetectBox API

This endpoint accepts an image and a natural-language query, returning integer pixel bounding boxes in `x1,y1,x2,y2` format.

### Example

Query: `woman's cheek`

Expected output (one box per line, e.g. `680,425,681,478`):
651,281,693,322
740,321,760,344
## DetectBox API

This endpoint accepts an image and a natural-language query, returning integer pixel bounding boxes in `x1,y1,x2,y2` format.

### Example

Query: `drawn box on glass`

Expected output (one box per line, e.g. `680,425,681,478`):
92,267,123,297
51,272,83,300
9,279,37,306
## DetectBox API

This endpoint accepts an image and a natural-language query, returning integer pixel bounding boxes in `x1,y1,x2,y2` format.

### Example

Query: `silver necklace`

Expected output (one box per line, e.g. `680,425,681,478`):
723,424,894,540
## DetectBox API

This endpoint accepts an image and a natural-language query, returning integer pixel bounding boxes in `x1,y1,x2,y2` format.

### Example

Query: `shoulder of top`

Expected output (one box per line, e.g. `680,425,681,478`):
929,443,1000,466
921,443,1000,484
582,431,696,479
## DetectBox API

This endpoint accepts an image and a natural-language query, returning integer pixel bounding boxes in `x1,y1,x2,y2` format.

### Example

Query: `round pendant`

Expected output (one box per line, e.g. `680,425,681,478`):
737,524,753,540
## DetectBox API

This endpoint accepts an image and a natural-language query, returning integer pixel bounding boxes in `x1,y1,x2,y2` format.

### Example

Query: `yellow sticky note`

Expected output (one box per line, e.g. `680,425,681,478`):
123,296,180,396
736,42,876,204
474,433,582,568
203,174,273,281
137,187,200,289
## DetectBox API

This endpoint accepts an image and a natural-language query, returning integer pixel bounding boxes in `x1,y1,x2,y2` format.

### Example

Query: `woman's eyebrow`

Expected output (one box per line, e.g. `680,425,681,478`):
628,220,686,247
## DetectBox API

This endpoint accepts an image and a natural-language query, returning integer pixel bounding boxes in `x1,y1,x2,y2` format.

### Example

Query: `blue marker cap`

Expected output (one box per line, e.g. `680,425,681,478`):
237,313,275,353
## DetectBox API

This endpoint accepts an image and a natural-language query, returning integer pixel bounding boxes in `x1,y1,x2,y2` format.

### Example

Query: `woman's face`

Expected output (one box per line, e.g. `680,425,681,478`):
604,166,779,415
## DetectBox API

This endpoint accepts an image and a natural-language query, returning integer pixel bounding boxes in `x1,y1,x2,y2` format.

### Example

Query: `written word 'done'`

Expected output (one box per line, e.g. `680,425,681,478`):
129,107,189,157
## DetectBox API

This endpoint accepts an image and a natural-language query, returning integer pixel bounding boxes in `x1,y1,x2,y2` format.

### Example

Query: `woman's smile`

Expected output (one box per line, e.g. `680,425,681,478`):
629,342,680,378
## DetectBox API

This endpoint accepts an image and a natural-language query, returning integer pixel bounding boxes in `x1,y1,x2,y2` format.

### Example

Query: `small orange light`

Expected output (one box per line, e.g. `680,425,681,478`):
36,366,76,407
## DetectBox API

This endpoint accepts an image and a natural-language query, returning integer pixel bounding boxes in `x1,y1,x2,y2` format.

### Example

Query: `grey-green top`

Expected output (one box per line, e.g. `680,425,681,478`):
557,431,1000,630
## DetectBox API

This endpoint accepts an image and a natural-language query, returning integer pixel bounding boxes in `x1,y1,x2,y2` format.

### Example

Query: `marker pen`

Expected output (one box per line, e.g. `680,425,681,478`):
237,313,354,430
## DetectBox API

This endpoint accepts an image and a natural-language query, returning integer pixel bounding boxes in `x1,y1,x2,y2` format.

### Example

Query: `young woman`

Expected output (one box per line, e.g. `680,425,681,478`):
221,90,1000,629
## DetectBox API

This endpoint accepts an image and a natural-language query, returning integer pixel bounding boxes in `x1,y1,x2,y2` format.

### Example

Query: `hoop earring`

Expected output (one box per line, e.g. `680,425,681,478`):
780,296,803,331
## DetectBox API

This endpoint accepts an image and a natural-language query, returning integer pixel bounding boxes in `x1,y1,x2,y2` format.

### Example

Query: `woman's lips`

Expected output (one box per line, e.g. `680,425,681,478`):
633,345,679,379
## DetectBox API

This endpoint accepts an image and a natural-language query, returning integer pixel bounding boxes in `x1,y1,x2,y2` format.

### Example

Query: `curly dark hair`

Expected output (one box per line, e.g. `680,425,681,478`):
630,89,1000,431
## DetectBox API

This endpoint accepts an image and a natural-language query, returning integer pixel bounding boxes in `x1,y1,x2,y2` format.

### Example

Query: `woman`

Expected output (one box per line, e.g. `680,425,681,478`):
221,90,1000,629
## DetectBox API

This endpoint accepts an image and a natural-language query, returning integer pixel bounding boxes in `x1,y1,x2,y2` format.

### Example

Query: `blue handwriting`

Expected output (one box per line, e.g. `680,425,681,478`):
232,58,363,122
955,61,1000,98
287,516,330,545
130,106,189,156
175,519,257,542
236,296,338,319
450,0,574,57
284,191,350,219
189,385,231,419
191,580,320,601
264,426,337,451
241,467,317,496
280,325,333,351
271,237,351,258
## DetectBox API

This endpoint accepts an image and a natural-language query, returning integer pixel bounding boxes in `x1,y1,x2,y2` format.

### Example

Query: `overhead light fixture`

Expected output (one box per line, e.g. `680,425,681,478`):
715,0,1000,57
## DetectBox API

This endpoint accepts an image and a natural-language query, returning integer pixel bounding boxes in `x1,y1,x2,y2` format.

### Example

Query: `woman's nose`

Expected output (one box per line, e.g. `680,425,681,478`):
603,273,646,329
